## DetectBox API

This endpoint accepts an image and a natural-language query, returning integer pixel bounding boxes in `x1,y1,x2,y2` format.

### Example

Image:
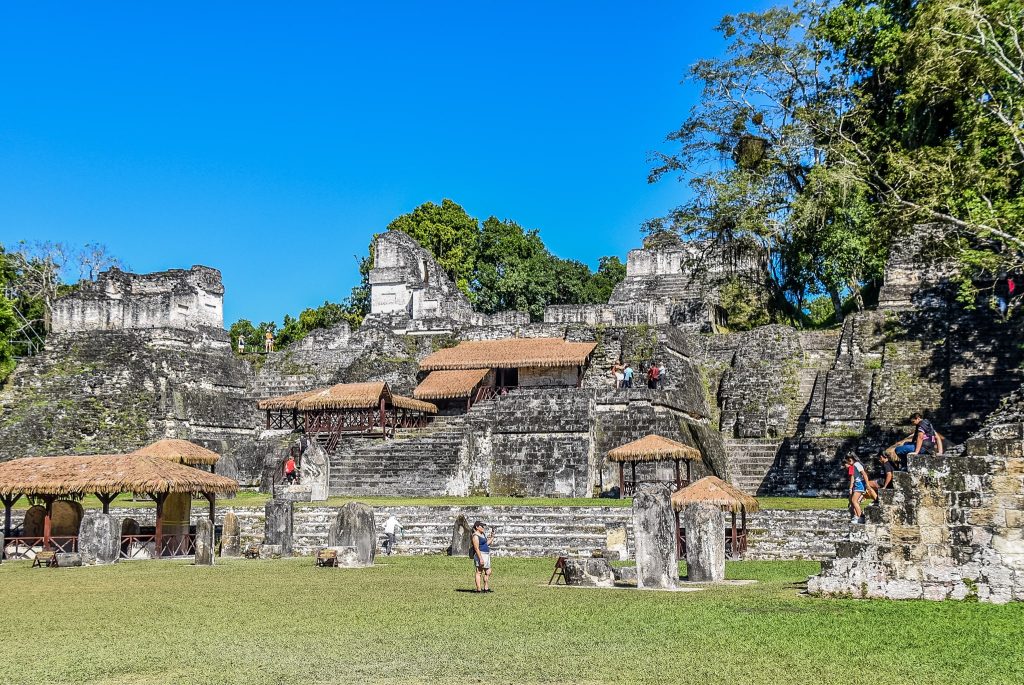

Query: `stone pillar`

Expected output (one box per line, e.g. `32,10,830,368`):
220,511,241,557
681,503,726,582
301,441,330,501
631,482,678,590
78,511,121,565
449,514,472,557
264,499,294,556
328,501,376,566
195,518,215,566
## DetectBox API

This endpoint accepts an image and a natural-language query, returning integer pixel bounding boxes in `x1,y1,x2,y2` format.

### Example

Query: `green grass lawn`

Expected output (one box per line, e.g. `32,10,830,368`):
10,492,847,511
0,556,1019,684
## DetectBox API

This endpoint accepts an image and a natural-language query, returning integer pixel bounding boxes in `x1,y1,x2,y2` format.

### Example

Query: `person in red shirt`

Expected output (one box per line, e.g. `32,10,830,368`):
283,455,298,484
647,362,660,390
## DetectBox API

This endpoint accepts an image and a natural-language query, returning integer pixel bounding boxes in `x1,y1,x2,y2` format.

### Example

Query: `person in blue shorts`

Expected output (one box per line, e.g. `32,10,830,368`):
845,454,873,523
471,521,494,593
885,413,944,467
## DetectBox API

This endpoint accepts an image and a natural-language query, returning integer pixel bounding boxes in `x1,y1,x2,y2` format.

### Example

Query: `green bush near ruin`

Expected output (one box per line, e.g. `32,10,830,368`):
0,556,1020,684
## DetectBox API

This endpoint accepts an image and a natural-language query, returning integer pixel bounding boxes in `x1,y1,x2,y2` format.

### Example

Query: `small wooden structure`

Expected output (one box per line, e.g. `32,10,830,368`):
671,476,759,558
0,453,237,559
417,338,598,403
413,368,490,412
258,381,438,450
606,434,702,498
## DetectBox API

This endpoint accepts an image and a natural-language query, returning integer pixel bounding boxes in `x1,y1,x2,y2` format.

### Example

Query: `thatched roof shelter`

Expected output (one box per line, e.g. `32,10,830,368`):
132,438,220,466
606,435,702,463
671,476,759,514
413,369,490,401
258,381,437,414
419,338,597,371
0,454,239,498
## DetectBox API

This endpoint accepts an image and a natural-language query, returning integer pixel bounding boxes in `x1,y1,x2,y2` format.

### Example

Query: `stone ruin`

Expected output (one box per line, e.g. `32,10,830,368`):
52,265,224,333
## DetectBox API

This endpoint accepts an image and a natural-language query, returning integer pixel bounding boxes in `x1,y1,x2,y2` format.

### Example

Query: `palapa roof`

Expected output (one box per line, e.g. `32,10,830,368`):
419,338,598,371
258,381,437,414
0,454,239,498
132,438,220,466
671,476,759,514
413,369,490,400
606,434,703,463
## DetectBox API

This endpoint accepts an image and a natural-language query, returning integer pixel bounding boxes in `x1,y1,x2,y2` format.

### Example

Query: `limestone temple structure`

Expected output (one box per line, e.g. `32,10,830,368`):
0,225,1021,600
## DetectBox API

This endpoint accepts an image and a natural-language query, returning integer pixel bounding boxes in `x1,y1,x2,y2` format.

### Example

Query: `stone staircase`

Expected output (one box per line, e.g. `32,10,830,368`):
743,509,849,560
725,438,785,495
327,418,467,496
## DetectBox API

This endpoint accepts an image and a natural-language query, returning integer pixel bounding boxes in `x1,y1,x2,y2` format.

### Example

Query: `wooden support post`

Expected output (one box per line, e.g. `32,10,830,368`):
731,511,738,558
379,398,387,439
154,493,165,559
618,463,625,499
2,494,20,537
674,459,681,490
741,508,747,554
98,493,116,514
630,461,637,492
205,492,215,522
686,460,691,484
43,495,54,550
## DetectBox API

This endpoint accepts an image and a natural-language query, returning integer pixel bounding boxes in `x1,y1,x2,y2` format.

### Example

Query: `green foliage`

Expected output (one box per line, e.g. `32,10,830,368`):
718,276,772,331
386,199,481,296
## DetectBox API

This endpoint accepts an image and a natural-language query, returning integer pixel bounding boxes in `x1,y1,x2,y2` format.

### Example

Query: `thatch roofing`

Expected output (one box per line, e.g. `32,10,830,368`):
419,338,598,371
132,438,220,466
413,369,490,400
0,454,239,498
606,435,702,463
257,382,437,414
671,476,759,514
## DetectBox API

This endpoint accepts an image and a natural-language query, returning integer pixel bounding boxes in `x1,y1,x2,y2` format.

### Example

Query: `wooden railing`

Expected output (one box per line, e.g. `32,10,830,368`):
2,535,78,560
675,528,748,557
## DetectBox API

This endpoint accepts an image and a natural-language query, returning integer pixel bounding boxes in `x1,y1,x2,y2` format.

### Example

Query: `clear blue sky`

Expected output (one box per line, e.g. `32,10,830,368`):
0,1,766,325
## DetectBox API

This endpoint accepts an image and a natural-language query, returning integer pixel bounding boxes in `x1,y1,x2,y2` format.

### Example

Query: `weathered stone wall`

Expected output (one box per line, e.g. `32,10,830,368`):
809,417,1024,602
0,328,256,478
52,266,224,333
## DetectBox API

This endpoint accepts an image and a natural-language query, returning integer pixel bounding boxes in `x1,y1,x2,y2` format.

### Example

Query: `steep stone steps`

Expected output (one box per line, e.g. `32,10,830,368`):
725,438,784,494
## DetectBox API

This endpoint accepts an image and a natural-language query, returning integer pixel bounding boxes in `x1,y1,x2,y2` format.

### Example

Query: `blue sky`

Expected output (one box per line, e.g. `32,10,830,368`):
0,2,766,325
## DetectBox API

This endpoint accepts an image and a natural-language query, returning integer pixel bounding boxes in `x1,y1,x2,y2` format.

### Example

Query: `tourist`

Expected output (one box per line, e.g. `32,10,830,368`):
868,453,895,505
283,454,298,484
237,336,246,354
885,412,944,465
265,329,274,353
657,362,666,389
612,362,624,389
647,362,660,389
623,363,634,389
845,455,873,523
471,520,493,593
382,513,403,556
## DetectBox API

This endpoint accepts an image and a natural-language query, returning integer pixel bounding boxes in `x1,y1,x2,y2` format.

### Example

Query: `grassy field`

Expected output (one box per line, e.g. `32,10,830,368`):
0,556,1019,684
10,492,847,511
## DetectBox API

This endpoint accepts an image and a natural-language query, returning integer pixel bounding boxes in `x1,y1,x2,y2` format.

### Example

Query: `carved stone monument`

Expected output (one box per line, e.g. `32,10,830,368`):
78,511,121,565
220,511,241,557
51,500,85,536
563,558,616,587
681,503,726,582
632,482,678,590
301,441,330,501
328,501,376,566
449,514,472,557
22,505,44,537
195,518,215,566
264,499,294,556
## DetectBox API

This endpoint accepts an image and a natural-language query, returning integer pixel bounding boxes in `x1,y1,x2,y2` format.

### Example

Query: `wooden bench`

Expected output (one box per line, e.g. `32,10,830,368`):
315,548,338,568
548,556,567,585
32,551,57,568
243,544,262,560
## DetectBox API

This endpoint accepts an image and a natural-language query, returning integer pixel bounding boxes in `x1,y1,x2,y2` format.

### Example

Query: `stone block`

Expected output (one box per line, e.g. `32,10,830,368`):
264,500,294,556
259,544,283,559
328,502,376,566
449,514,472,557
195,518,215,566
278,485,313,502
631,483,678,590
56,552,83,567
322,545,371,568
612,565,637,583
605,523,628,561
220,511,241,557
78,511,121,565
682,503,726,582
563,558,615,587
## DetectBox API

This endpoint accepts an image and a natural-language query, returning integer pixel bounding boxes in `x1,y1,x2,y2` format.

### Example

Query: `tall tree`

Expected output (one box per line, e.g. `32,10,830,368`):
386,199,480,296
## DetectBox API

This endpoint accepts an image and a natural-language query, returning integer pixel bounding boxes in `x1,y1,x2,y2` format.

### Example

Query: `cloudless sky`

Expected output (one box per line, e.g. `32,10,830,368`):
0,1,768,325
